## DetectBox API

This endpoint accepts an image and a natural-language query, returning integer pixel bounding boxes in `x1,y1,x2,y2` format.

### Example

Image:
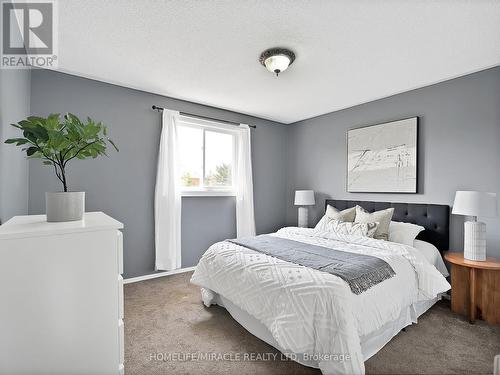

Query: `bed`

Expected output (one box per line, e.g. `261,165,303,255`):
191,199,451,374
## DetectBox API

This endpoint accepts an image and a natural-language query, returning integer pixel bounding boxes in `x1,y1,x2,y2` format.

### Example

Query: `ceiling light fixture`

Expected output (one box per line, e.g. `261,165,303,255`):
259,48,296,76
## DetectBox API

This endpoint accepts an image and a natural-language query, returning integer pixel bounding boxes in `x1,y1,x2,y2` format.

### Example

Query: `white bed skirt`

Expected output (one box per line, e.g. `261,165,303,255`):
207,290,439,369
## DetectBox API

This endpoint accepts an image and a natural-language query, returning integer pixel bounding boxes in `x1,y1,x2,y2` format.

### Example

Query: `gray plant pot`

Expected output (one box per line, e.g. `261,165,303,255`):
45,192,85,222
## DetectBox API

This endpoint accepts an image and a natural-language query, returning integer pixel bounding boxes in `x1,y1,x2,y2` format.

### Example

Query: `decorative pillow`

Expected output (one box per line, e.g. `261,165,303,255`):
326,219,379,238
314,215,330,231
388,221,425,246
314,205,356,230
354,205,394,241
325,205,356,222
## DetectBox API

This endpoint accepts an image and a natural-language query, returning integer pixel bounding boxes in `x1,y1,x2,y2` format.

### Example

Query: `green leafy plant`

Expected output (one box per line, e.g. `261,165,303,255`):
5,113,118,192
206,163,231,186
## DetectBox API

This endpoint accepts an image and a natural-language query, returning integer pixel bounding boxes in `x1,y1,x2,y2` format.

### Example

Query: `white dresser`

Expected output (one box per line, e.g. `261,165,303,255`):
0,212,124,375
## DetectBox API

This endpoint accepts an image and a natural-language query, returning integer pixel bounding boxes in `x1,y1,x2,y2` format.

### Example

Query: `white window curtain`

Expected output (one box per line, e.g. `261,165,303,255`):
235,124,256,237
154,109,182,271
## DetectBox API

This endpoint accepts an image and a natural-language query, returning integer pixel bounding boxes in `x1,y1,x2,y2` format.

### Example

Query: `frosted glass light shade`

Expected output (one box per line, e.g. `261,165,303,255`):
259,48,296,76
294,190,315,206
452,191,497,217
264,55,291,75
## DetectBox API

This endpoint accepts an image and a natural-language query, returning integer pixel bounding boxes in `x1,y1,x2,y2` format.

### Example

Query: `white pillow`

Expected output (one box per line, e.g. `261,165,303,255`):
413,239,449,277
314,215,329,231
388,221,425,246
325,219,379,238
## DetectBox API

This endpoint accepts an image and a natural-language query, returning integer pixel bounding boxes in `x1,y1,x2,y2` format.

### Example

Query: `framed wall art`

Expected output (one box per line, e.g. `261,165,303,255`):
347,117,418,193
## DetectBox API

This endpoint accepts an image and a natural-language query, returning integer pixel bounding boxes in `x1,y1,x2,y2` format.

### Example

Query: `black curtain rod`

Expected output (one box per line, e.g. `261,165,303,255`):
152,105,256,129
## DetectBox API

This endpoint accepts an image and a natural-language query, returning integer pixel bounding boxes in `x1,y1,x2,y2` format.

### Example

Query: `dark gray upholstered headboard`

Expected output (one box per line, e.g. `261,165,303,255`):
325,199,450,252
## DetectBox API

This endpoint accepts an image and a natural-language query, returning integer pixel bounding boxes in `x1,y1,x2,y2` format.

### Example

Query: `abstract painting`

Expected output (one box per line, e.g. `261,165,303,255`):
347,117,418,193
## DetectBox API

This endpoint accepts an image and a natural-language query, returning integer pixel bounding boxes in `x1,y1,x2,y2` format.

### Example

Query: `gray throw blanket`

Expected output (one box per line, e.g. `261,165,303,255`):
228,235,395,295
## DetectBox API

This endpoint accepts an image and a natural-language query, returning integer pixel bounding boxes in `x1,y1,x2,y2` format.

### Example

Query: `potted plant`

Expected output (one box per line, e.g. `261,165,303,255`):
5,113,118,222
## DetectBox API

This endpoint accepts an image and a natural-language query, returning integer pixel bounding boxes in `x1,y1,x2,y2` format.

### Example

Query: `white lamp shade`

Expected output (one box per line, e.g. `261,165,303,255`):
294,190,315,206
452,191,497,217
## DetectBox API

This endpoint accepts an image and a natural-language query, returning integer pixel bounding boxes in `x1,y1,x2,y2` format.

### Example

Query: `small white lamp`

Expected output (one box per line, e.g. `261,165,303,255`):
294,190,315,228
452,191,497,261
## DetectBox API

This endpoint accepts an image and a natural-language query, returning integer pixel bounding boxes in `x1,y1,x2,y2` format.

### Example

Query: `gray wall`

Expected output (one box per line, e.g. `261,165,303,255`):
286,66,500,258
29,70,288,277
0,69,30,224
27,65,500,275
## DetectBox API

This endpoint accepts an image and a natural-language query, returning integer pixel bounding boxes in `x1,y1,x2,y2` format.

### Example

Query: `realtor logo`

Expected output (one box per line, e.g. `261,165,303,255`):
1,0,58,69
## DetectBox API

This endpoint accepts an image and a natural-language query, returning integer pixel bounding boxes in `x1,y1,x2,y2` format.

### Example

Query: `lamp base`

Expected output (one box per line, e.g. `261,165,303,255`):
298,207,309,228
464,221,486,261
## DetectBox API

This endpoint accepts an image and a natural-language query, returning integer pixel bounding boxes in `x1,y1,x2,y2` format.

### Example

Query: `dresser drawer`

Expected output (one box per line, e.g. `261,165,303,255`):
117,231,123,275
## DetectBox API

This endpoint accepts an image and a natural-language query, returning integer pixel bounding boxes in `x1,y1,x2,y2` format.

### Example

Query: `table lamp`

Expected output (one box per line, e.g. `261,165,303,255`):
294,190,315,228
452,191,497,261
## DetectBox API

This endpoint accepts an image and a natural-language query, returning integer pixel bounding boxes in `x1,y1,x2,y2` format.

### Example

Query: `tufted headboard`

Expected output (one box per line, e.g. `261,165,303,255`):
325,199,450,252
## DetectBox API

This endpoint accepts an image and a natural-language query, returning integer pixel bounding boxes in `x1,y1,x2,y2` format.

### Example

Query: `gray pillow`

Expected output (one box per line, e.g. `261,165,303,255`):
354,205,394,240
314,206,356,231
325,205,356,222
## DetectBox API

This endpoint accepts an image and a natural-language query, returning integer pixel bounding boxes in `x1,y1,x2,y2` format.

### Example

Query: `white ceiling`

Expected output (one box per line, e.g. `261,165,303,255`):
55,1,500,124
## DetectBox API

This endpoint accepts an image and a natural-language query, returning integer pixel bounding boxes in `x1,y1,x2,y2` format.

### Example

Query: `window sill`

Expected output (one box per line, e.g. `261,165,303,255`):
181,191,236,197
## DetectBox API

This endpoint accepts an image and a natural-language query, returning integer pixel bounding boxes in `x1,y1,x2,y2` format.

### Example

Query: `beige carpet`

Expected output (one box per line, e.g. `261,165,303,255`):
124,272,500,375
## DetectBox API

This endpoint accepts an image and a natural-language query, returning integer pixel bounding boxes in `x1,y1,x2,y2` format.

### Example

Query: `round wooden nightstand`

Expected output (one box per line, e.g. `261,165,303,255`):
444,252,500,325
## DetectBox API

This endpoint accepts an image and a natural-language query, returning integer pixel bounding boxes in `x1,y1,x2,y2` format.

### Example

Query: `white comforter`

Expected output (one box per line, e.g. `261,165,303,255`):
190,227,451,375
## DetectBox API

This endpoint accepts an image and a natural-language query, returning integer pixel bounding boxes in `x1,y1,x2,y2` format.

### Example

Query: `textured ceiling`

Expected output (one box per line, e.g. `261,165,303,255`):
54,0,500,124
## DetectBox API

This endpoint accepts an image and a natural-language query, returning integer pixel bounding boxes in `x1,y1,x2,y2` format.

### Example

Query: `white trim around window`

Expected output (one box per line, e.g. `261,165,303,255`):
181,189,236,197
178,115,239,197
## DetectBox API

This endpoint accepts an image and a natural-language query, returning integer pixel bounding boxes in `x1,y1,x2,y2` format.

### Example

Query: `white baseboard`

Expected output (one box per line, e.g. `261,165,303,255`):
123,266,196,284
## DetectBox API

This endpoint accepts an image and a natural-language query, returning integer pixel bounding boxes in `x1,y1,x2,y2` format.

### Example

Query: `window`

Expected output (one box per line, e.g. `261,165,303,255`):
177,117,236,195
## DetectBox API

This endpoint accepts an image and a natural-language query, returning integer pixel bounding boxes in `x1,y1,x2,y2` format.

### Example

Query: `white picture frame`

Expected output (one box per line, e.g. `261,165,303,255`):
347,117,418,193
